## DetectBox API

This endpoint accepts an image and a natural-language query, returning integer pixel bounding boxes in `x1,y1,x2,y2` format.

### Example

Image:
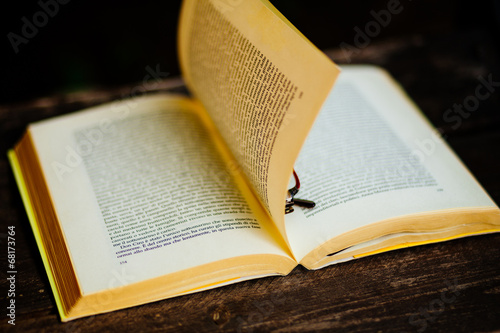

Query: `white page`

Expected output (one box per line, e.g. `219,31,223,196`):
29,95,292,295
285,66,497,261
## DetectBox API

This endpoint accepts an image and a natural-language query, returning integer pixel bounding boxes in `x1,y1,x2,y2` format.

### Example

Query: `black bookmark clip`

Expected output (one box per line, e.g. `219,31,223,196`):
285,170,316,214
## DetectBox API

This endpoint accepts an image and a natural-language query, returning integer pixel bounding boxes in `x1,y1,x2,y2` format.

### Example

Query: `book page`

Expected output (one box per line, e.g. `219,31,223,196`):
178,0,340,243
27,95,294,295
285,66,500,265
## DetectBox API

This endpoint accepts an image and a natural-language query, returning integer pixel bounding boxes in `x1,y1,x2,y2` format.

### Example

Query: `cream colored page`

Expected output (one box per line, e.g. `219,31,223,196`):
285,66,498,262
29,95,294,295
178,0,340,244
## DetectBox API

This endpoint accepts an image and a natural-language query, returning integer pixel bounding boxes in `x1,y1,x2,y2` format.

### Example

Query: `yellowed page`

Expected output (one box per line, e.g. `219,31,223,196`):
284,66,500,267
178,0,340,244
25,94,295,299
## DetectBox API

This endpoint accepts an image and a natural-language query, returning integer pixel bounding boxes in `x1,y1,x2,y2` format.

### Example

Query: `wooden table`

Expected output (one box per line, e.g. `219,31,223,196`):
1,33,500,332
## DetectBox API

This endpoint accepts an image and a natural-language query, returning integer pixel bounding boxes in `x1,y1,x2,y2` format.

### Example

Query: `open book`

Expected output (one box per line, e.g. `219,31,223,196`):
9,0,500,322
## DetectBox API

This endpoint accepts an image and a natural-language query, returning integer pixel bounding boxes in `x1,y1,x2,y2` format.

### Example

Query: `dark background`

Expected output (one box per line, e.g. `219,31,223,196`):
2,0,499,104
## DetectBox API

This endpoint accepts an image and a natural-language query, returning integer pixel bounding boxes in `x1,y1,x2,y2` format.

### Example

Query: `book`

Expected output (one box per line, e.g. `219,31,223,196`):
8,0,500,322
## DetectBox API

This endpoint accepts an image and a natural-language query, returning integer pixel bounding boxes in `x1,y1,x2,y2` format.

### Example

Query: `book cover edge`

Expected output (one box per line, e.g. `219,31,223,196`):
7,149,68,321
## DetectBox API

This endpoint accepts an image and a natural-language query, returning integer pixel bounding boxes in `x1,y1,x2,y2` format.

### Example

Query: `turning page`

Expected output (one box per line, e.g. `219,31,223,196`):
285,66,500,268
178,0,340,244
